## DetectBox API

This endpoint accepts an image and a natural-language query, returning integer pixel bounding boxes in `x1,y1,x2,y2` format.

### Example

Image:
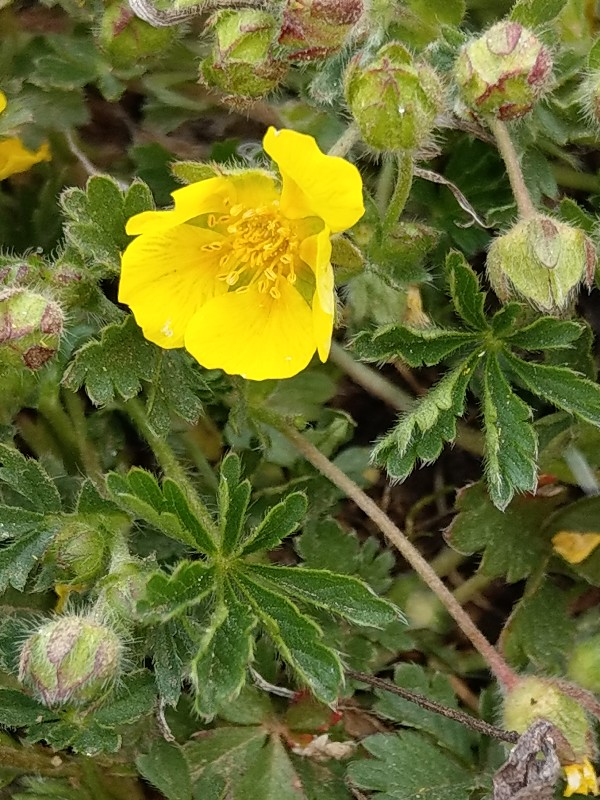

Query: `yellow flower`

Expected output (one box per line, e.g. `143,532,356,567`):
119,127,364,381
552,531,600,564
0,89,51,180
564,759,600,797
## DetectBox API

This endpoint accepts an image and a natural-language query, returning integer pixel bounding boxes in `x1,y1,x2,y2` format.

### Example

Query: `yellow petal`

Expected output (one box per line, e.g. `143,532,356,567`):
184,281,316,380
119,225,227,348
552,532,600,564
0,91,7,115
0,138,50,181
125,171,278,236
300,227,334,361
563,761,600,797
263,127,364,234
125,176,231,236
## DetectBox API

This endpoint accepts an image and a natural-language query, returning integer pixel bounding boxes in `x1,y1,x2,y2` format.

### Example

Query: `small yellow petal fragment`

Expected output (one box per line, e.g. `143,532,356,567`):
552,532,600,564
563,759,600,797
0,138,51,181
0,90,7,115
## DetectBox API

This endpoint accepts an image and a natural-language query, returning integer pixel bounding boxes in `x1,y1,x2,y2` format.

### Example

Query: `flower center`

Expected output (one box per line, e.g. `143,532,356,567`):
203,201,300,299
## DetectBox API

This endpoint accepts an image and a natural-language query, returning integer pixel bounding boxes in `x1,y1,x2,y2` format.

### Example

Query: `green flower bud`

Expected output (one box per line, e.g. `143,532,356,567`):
19,616,122,707
278,0,363,62
454,22,553,120
201,10,288,99
101,561,151,621
503,677,595,763
580,70,600,128
48,521,107,584
486,215,596,312
344,43,443,152
0,288,63,370
97,2,177,70
567,634,600,694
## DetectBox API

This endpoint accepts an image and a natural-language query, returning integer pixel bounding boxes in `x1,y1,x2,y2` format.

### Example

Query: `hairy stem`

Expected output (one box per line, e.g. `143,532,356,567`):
327,124,361,158
261,413,519,690
329,342,485,457
346,669,518,743
382,151,414,236
489,119,536,219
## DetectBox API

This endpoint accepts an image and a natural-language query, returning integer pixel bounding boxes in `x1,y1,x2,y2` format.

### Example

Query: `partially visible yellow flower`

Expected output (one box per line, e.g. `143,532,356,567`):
119,127,364,381
552,531,600,564
564,759,599,797
0,89,51,180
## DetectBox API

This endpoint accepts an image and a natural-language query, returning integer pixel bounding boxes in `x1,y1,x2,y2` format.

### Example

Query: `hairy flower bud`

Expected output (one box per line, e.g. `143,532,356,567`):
201,10,288,99
98,2,177,69
454,21,552,120
580,70,600,128
48,521,107,584
278,0,363,61
101,561,151,621
344,43,443,152
486,215,596,312
503,677,596,767
19,616,122,707
0,288,63,370
568,634,600,694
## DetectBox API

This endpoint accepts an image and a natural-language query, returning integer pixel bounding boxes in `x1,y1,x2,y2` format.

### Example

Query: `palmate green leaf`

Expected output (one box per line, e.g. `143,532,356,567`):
374,355,478,480
296,518,394,594
506,352,600,427
240,492,307,556
500,579,573,672
446,251,488,331
234,736,313,800
234,572,343,704
244,564,399,629
0,506,45,538
144,349,208,438
218,453,252,556
353,325,476,367
106,468,216,553
510,0,566,26
291,758,353,800
482,353,537,510
62,316,156,406
60,176,153,274
0,526,59,593
185,727,268,797
136,740,192,800
504,317,583,350
0,444,61,513
347,731,478,800
191,592,256,718
445,482,560,582
137,561,215,620
93,670,157,728
148,621,187,706
0,690,55,728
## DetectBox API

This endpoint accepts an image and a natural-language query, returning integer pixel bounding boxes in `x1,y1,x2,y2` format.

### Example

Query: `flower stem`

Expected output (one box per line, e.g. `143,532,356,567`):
327,124,361,158
489,119,536,219
62,389,104,490
382,151,413,236
124,399,218,539
330,341,414,411
260,412,519,690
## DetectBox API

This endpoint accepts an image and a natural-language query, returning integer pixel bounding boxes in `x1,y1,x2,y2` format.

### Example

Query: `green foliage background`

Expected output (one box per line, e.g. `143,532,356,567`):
1,0,600,798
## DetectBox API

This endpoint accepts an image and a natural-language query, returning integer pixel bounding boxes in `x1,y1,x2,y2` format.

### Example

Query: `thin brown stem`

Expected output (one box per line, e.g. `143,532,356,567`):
489,119,536,219
261,413,519,691
346,669,518,743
